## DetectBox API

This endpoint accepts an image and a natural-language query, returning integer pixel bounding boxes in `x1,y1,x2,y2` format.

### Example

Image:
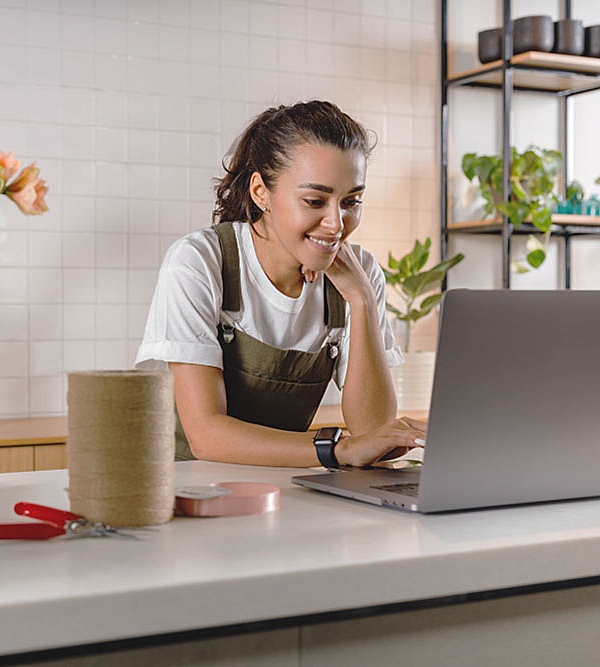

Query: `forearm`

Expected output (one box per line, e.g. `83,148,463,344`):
341,293,397,434
186,413,321,467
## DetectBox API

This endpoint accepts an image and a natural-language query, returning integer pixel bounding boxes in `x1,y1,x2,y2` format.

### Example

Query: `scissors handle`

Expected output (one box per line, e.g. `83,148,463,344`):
0,523,65,540
14,502,83,528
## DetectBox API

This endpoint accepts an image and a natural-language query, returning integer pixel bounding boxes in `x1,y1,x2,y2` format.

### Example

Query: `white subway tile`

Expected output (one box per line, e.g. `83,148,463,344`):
190,201,213,229
62,267,94,302
128,92,159,129
128,233,159,268
30,375,64,414
29,86,61,123
306,42,335,75
96,162,128,197
0,305,27,340
411,0,435,24
95,339,128,369
279,38,305,72
387,113,411,146
159,165,188,199
220,0,249,34
220,66,249,101
0,230,27,266
220,32,249,68
189,132,219,167
129,198,159,234
0,378,28,416
361,15,386,49
29,231,62,267
61,88,95,126
29,304,62,340
96,232,126,267
31,340,62,375
0,342,28,376
189,99,220,133
387,0,411,20
128,0,159,23
128,303,150,340
28,123,60,158
128,163,159,198
96,196,128,233
95,53,128,90
361,0,385,16
61,160,95,195
334,12,360,45
159,0,190,27
96,127,128,162
157,60,189,96
96,90,128,127
95,268,126,302
360,47,385,81
94,0,126,19
249,35,278,70
128,129,158,163
62,0,94,15
95,16,127,54
411,115,435,148
278,5,306,40
189,63,221,97
61,50,93,87
307,0,334,8
61,14,94,51
249,68,279,103
158,96,188,131
159,233,181,258
385,48,411,82
63,340,95,371
306,9,334,43
128,20,158,58
63,196,95,232
190,29,220,64
95,303,126,338
159,200,189,235
128,268,158,302
28,10,61,48
159,24,189,61
0,7,27,43
64,304,95,339
28,267,62,304
386,18,411,51
159,131,189,165
335,0,359,12
249,2,278,37
191,1,219,30
62,232,94,268
62,126,95,160
0,45,28,84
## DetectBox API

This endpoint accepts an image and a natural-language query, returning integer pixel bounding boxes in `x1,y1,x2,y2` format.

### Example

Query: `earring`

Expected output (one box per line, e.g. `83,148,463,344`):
261,206,267,212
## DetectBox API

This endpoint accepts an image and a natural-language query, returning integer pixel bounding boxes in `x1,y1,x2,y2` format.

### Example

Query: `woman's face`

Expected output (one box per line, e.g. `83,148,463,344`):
253,142,367,273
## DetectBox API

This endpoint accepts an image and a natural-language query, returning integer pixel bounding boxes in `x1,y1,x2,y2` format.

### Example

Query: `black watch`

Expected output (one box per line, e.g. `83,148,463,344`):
313,427,343,469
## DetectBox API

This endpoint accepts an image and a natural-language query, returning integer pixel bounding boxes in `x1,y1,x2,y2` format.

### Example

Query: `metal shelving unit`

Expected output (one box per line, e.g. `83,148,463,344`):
440,0,600,288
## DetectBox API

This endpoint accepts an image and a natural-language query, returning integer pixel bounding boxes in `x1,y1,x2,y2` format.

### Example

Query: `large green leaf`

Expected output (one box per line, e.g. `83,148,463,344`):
402,269,444,299
526,248,546,268
531,207,552,233
414,293,442,320
429,252,464,276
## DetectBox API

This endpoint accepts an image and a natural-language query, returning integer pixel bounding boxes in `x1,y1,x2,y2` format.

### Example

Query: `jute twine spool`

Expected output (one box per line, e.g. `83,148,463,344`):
67,370,175,527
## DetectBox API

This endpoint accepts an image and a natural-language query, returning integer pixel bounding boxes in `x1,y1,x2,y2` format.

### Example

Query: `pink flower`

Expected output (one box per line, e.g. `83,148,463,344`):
0,151,20,189
5,163,49,215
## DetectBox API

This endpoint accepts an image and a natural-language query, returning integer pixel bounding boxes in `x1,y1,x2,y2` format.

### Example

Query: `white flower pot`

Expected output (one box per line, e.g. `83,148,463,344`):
392,351,436,412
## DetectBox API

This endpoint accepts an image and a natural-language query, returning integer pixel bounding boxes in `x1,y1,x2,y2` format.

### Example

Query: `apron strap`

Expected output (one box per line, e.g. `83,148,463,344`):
214,221,241,312
214,221,346,328
324,275,346,328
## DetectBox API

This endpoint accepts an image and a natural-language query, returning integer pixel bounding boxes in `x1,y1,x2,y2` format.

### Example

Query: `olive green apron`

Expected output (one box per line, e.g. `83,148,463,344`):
175,221,346,461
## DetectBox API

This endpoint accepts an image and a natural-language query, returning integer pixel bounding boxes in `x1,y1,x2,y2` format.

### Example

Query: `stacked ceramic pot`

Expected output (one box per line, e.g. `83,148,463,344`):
477,15,600,64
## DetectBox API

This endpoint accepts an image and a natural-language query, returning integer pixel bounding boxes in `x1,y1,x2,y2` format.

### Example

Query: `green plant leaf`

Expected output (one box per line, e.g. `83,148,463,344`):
387,252,400,270
595,176,600,185
526,248,546,268
429,252,464,276
385,302,402,317
567,180,585,200
402,269,444,299
531,207,552,233
414,293,442,320
497,200,528,226
461,153,477,181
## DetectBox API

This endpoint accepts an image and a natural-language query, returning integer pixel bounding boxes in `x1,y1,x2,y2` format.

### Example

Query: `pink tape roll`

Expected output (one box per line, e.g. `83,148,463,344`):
175,482,280,517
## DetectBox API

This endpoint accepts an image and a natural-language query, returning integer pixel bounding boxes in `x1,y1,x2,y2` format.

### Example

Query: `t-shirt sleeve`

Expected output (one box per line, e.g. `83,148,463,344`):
333,245,404,389
135,231,225,371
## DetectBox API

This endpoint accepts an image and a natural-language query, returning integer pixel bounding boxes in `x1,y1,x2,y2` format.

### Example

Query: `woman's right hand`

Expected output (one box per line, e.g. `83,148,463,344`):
335,417,427,468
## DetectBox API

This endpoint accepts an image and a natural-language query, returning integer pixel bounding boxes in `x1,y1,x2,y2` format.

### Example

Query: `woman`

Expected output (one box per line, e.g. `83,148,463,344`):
136,100,426,467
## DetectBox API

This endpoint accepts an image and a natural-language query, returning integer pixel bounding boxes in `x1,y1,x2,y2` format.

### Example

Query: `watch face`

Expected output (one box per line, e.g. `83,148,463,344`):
316,427,341,441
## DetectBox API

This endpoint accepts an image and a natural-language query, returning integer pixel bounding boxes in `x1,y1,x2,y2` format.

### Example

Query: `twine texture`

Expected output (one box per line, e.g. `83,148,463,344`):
67,371,175,527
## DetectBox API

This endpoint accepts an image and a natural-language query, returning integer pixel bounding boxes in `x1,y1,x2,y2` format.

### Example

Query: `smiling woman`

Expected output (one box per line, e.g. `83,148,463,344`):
135,101,426,468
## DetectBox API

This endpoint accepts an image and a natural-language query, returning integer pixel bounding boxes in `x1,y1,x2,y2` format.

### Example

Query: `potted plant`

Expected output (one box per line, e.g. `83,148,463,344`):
382,239,464,411
461,145,562,272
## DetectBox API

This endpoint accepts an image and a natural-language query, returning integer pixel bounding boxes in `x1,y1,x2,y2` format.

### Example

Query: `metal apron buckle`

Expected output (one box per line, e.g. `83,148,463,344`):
222,324,235,344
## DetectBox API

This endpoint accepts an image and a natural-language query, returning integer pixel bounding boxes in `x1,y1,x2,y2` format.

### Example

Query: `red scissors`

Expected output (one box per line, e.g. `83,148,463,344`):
0,503,133,540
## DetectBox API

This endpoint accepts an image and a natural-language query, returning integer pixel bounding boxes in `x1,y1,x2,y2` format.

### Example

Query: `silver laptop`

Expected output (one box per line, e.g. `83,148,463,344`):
293,289,600,513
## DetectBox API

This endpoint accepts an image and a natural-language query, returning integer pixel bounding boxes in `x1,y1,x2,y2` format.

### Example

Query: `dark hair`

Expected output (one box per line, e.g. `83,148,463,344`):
212,100,376,224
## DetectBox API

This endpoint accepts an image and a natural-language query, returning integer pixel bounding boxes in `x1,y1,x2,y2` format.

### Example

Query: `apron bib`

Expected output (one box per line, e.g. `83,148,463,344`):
175,221,346,461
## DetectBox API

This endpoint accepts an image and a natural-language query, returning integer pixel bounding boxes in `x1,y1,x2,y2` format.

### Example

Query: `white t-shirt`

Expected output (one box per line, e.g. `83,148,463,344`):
135,222,403,388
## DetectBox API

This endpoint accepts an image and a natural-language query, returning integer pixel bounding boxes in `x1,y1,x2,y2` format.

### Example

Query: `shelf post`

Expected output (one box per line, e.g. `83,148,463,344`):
440,0,449,289
501,0,513,288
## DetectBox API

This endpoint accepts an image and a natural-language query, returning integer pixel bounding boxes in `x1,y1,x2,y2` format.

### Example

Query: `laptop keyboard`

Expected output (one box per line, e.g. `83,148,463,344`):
370,482,420,498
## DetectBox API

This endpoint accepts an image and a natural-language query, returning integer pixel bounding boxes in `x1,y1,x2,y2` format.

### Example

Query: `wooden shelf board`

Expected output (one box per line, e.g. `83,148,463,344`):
448,51,600,92
0,416,67,447
448,214,600,232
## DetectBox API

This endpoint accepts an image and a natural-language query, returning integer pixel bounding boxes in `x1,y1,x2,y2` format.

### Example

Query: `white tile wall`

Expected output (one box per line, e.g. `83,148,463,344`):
0,0,439,416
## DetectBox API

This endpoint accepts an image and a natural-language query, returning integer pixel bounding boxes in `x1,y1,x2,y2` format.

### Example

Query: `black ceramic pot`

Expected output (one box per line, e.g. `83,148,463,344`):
584,25,600,57
478,27,502,63
513,15,554,54
553,19,584,55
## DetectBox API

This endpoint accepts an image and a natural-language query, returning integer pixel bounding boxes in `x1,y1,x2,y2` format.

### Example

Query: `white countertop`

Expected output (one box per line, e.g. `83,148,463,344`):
3,461,600,656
